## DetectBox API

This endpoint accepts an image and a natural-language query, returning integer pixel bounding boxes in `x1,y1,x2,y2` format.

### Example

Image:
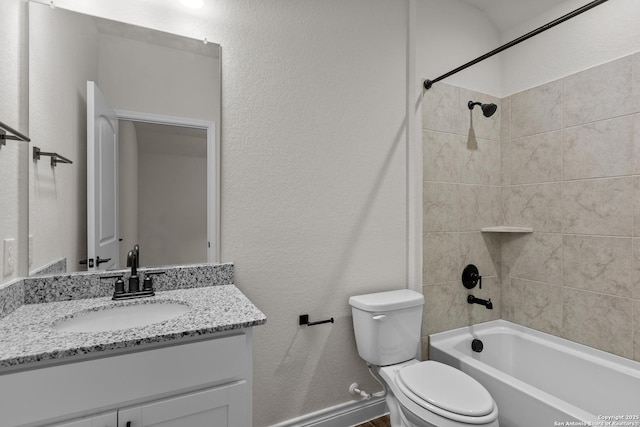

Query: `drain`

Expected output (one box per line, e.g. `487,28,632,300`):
471,338,484,353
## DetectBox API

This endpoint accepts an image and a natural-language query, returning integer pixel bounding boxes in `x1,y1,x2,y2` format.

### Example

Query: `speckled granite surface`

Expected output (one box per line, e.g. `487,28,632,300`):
0,285,266,370
23,263,234,304
0,263,266,371
0,279,24,319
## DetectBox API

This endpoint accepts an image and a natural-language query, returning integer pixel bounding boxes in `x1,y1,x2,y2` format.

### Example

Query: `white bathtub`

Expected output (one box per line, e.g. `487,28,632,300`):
429,320,640,427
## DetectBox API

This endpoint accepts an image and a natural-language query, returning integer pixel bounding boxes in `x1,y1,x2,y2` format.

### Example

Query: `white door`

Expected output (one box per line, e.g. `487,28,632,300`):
87,81,119,271
117,382,248,427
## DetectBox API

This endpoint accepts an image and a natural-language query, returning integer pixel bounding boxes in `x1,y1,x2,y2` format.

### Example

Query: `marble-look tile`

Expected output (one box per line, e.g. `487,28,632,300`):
563,116,634,180
423,233,459,285
507,131,563,185
510,278,562,336
422,130,463,183
503,183,563,233
501,96,511,145
458,185,501,231
423,182,458,232
633,53,640,114
460,88,501,142
563,235,633,298
459,138,501,185
505,233,563,285
631,238,640,300
634,301,640,363
422,282,469,336
634,115,640,174
511,79,563,139
564,56,634,127
634,177,640,237
563,177,633,236
422,83,466,135
468,276,501,325
562,287,632,359
459,232,500,277
421,336,429,361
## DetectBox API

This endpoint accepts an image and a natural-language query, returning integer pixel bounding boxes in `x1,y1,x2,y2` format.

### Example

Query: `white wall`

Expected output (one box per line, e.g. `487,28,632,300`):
118,121,138,267
416,0,502,97
501,0,640,95
136,126,207,267
0,0,27,283
15,0,411,425
29,3,99,273
97,32,219,121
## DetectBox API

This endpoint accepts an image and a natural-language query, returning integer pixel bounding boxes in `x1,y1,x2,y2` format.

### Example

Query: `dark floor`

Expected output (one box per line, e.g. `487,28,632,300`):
354,414,391,427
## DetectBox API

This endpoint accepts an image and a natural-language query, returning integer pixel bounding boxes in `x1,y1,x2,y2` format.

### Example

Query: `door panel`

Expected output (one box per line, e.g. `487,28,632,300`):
87,81,119,271
118,382,248,427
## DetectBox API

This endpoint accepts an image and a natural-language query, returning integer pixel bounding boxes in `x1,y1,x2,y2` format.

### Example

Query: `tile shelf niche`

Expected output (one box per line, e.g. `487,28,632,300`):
480,226,533,233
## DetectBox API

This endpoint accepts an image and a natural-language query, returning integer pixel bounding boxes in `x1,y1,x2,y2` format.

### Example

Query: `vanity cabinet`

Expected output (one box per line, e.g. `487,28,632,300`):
118,381,248,427
1,331,253,427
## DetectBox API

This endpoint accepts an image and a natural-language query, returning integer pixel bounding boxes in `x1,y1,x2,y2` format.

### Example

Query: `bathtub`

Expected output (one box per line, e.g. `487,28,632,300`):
429,320,640,427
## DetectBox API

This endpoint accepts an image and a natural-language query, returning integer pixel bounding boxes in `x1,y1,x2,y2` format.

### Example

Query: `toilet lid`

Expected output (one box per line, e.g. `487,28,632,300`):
397,361,494,417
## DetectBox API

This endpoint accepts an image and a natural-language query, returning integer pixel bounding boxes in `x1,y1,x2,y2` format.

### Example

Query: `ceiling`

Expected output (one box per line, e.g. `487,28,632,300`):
459,0,586,32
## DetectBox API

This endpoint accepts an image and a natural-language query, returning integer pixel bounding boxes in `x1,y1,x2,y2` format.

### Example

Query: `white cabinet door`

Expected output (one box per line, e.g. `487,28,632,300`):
118,381,248,427
51,411,117,427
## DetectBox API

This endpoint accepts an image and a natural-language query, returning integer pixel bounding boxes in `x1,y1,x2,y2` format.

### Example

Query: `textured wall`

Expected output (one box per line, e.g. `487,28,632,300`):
501,53,640,362
501,0,640,96
16,0,410,425
0,0,27,283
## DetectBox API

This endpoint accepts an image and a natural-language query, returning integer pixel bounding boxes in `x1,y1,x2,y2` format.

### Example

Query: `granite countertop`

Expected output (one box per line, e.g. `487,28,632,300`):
0,285,266,371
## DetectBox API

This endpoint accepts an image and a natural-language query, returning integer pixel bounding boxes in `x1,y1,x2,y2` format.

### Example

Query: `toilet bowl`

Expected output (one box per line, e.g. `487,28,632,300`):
379,360,498,427
349,289,499,427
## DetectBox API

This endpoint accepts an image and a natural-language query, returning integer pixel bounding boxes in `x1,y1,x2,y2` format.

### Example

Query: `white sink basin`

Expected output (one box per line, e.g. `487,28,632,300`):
53,302,191,333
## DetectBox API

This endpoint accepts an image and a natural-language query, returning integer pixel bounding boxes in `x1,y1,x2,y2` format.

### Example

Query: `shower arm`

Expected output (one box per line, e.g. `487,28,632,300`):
423,0,610,90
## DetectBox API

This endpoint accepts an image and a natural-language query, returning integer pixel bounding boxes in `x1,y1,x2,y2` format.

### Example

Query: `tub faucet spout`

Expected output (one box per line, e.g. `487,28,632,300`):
467,294,493,309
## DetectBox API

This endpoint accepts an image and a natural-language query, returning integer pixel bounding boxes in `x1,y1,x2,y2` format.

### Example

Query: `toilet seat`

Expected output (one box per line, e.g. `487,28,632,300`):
384,361,498,425
398,361,494,417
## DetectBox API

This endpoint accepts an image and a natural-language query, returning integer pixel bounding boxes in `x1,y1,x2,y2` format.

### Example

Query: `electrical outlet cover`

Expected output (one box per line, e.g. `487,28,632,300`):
3,238,16,277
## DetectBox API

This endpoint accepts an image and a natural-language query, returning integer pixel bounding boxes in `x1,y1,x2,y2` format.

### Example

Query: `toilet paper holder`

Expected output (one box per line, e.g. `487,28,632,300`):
299,314,334,326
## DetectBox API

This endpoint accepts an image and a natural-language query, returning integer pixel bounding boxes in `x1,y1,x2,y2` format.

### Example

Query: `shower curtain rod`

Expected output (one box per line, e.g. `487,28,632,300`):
423,0,610,90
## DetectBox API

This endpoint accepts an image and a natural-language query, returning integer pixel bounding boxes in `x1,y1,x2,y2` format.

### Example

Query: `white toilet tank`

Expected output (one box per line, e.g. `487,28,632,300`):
349,289,424,366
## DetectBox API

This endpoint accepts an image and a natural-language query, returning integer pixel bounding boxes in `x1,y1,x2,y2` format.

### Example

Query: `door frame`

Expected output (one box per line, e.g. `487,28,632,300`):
115,109,219,264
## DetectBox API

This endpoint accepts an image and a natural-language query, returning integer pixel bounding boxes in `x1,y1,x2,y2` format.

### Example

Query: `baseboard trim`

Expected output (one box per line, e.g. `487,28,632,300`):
269,396,387,427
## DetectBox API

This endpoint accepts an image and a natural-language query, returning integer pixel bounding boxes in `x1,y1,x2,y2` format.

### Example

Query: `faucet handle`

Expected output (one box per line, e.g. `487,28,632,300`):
142,271,166,291
100,274,125,296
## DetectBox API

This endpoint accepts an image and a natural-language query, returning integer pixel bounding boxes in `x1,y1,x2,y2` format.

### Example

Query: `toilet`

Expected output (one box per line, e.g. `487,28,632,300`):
349,289,499,427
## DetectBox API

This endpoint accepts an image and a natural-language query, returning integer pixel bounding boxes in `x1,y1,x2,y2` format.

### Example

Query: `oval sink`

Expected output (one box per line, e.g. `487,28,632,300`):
53,302,190,333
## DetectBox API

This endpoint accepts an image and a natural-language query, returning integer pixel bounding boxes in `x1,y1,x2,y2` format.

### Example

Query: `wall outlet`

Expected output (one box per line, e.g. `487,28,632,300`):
3,238,16,277
29,235,34,267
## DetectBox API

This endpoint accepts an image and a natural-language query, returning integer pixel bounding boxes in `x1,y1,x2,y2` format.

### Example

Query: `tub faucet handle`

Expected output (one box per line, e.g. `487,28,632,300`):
462,264,482,289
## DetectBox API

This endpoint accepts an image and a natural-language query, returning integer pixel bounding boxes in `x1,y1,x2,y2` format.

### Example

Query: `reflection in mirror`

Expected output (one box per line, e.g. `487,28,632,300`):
118,121,208,268
28,1,220,275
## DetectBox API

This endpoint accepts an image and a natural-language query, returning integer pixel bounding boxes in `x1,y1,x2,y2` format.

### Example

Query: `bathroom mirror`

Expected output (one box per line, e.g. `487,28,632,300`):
28,1,221,274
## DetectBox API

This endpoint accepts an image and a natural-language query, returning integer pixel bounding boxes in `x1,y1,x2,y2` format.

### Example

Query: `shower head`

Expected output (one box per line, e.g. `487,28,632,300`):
468,101,497,118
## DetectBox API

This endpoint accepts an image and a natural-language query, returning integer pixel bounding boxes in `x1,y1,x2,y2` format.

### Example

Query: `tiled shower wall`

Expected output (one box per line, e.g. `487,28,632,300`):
501,53,640,362
421,84,503,349
422,52,640,363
